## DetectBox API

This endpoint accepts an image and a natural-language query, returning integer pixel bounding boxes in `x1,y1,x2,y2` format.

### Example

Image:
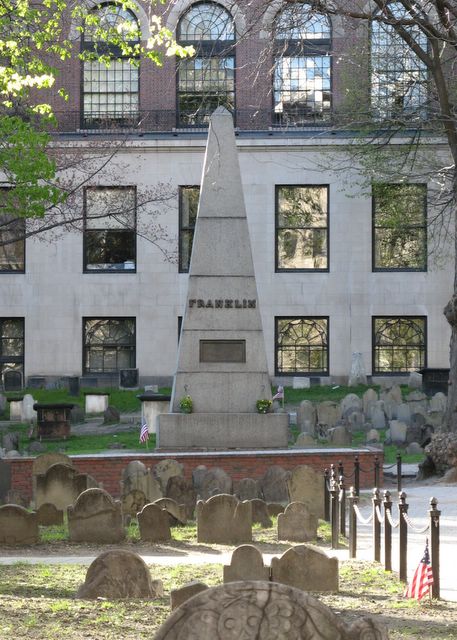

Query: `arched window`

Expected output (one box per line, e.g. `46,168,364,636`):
177,2,235,126
371,3,428,120
276,317,328,374
373,317,426,373
274,3,331,125
81,3,140,128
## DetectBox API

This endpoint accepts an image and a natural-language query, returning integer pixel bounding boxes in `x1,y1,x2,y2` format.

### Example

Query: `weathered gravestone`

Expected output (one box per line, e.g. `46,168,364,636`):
153,459,184,493
170,581,209,611
103,405,120,424
271,544,338,592
296,399,316,435
3,432,19,452
200,467,233,500
294,432,317,448
287,465,323,519
153,497,187,526
250,498,272,527
234,477,260,501
0,505,39,544
267,503,285,517
340,393,362,417
328,425,352,446
21,394,37,422
260,466,290,503
362,388,378,417
122,489,148,520
36,502,64,526
121,460,162,503
430,392,447,413
197,494,252,544
165,475,196,519
317,401,341,430
138,503,171,542
68,488,124,543
277,502,318,542
36,463,97,510
192,465,208,494
77,550,162,599
154,581,388,640
223,545,269,583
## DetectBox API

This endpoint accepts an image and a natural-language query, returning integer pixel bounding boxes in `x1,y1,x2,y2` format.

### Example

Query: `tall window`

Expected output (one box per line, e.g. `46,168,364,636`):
0,318,24,387
274,3,331,125
276,317,328,375
276,185,328,271
82,3,140,128
83,318,136,373
0,217,25,272
371,2,428,120
177,3,235,126
373,316,426,374
84,186,136,272
373,184,426,271
179,186,199,272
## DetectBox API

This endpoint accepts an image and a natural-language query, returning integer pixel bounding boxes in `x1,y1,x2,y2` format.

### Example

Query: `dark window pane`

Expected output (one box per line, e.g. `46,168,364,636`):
0,318,24,384
276,317,328,374
373,317,426,373
84,318,135,374
0,189,25,272
85,230,135,270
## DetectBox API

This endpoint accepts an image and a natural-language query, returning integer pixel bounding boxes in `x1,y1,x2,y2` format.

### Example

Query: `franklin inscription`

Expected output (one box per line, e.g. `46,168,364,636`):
189,299,256,309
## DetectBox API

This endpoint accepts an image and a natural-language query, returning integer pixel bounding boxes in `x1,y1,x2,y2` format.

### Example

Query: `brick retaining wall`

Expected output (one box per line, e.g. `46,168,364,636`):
5,448,382,504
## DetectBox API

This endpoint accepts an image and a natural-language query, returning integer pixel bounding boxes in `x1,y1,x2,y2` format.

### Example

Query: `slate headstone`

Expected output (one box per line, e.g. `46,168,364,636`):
271,544,338,592
223,545,269,583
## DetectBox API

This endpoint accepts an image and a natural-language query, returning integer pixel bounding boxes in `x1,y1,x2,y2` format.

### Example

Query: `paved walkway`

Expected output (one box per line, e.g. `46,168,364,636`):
1,483,455,600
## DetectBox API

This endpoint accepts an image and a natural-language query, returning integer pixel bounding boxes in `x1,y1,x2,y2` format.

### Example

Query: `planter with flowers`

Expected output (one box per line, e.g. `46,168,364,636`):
256,399,272,414
179,395,193,414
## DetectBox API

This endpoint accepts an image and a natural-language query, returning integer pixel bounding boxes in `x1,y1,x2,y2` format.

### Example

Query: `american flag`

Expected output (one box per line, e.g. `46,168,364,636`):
272,385,284,401
404,540,434,601
139,422,149,444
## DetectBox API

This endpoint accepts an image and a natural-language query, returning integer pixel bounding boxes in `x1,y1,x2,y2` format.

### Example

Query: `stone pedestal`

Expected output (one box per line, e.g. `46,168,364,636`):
137,393,171,435
34,403,74,439
7,397,23,421
157,412,288,450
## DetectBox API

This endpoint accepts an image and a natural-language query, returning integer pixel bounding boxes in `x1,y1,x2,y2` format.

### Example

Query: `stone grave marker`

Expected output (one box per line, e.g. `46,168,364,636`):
154,581,387,639
138,503,171,542
223,544,269,583
21,394,37,422
153,459,184,493
153,497,187,525
250,498,272,527
278,501,318,542
293,432,317,447
317,401,341,429
260,466,290,503
121,489,148,520
197,494,252,544
77,550,162,599
0,505,39,544
296,399,316,434
328,425,352,446
340,393,362,417
36,502,64,526
287,465,323,519
171,582,209,611
271,544,338,592
36,463,83,510
430,392,447,413
267,503,285,517
165,475,196,519
121,460,162,503
362,388,378,416
200,467,232,500
68,488,124,543
234,477,259,501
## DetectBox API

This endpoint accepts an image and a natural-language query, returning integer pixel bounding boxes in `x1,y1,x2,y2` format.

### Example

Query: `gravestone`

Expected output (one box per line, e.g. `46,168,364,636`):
77,550,161,599
371,403,386,430
154,582,387,639
68,488,124,543
121,489,148,520
0,505,39,544
153,497,187,525
153,459,184,493
250,498,272,527
296,399,316,434
328,425,352,446
389,420,408,444
121,460,162,503
165,475,196,519
278,502,318,542
192,465,208,494
170,582,209,611
234,478,260,501
260,466,290,503
138,503,171,542
119,368,139,390
317,401,340,429
32,452,73,477
103,405,120,424
197,494,252,544
21,394,37,422
35,463,84,510
158,108,288,449
267,503,285,517
294,432,317,447
223,545,269,583
397,403,411,425
0,393,6,415
3,432,19,452
340,393,362,417
271,545,338,592
362,388,378,416
36,503,64,526
287,465,323,519
430,392,447,413
366,428,380,444
200,467,232,500
4,370,22,391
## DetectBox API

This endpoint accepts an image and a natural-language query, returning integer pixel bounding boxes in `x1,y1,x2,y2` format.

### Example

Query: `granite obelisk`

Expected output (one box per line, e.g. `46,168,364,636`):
157,108,288,449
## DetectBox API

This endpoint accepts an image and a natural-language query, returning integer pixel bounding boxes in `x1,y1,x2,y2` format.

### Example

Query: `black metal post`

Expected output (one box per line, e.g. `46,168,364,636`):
429,497,440,599
354,455,360,497
396,453,402,493
330,477,339,550
339,475,346,537
372,487,381,563
398,491,408,583
348,487,358,559
383,490,392,572
324,468,330,522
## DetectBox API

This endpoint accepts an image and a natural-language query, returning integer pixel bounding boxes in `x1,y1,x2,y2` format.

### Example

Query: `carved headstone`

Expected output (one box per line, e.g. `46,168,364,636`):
287,465,323,519
21,394,37,422
267,503,285,517
294,432,317,448
77,550,161,599
153,459,184,493
271,544,338,592
429,392,447,413
171,581,209,611
165,475,197,519
340,393,362,417
36,463,84,510
36,502,64,526
234,478,260,501
154,581,387,639
121,460,162,503
328,425,352,446
0,505,39,544
223,545,269,583
278,502,318,542
260,466,290,503
200,467,232,500
250,498,272,527
121,489,148,520
153,497,187,526
68,488,124,543
317,401,341,429
138,503,171,542
296,400,316,435
32,452,74,477
197,494,252,544
363,388,378,417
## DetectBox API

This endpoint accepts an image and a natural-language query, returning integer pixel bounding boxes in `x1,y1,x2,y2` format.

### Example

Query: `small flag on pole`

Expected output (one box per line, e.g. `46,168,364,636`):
272,385,284,401
139,422,149,445
404,540,434,601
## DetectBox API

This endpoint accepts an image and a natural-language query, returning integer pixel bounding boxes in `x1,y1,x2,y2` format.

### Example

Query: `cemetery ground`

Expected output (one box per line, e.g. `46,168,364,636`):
1,515,457,639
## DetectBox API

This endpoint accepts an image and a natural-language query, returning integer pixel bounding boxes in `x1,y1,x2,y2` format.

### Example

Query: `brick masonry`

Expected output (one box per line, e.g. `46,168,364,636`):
5,449,382,504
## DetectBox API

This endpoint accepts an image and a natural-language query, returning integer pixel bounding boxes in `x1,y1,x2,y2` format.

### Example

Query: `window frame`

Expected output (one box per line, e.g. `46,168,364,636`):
83,185,137,274
372,183,427,272
0,188,26,273
176,2,236,127
273,4,332,125
82,316,136,375
0,317,25,383
275,316,329,376
178,185,200,273
275,184,329,272
372,315,427,375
